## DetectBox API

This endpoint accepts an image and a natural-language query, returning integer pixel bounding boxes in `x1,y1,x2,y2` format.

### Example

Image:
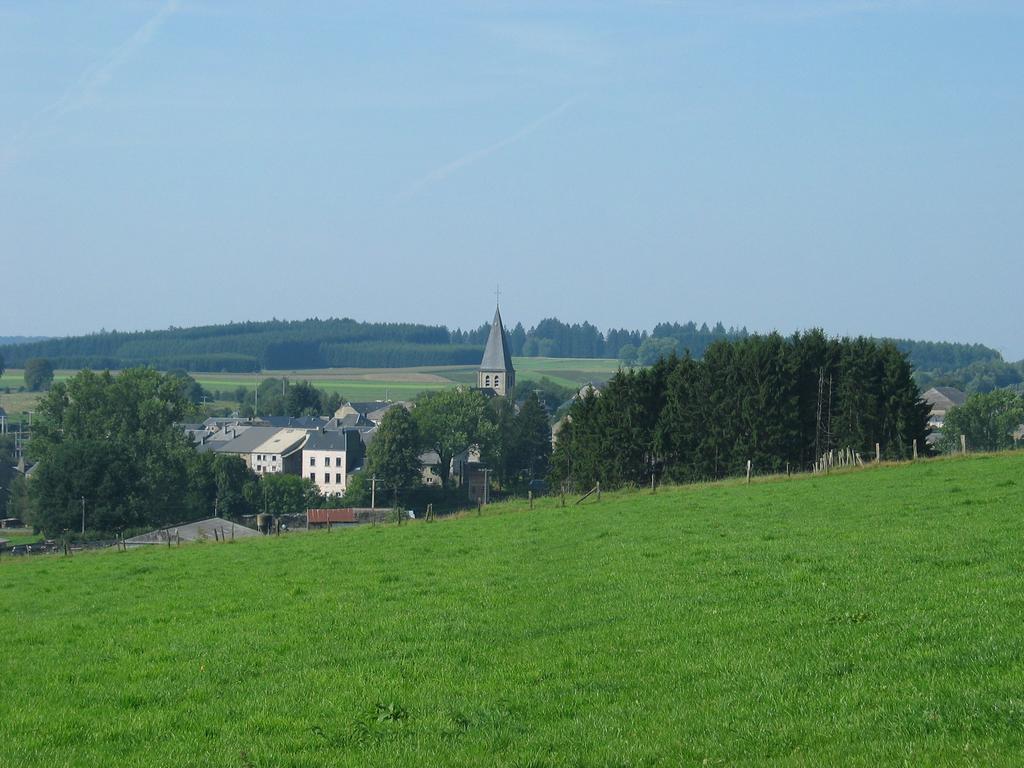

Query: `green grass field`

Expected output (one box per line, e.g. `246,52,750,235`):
2,454,1023,766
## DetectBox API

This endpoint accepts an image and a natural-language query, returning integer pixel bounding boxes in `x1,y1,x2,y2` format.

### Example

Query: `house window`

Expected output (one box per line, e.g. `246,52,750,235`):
272,456,277,463
335,457,342,467
335,473,342,484
309,472,315,481
324,473,330,484
310,456,316,466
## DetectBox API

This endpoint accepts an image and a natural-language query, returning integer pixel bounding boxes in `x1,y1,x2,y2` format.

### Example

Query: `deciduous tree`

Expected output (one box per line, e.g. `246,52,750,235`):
938,390,1024,453
367,405,423,504
413,389,494,488
24,358,54,391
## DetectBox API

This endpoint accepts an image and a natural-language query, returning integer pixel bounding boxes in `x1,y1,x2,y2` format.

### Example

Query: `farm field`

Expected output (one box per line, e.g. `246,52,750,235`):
2,454,1023,766
190,357,620,402
0,369,77,420
0,358,619,415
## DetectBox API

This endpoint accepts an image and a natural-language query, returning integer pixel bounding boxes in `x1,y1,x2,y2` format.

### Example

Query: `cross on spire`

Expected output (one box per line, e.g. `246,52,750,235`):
495,283,501,307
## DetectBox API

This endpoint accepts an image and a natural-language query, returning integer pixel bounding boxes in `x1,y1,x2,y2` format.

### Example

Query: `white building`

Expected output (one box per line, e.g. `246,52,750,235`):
302,429,362,496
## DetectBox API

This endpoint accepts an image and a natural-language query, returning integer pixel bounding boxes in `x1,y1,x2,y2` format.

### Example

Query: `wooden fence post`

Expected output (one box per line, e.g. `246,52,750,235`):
961,434,967,455
746,460,752,484
529,491,534,509
912,439,918,461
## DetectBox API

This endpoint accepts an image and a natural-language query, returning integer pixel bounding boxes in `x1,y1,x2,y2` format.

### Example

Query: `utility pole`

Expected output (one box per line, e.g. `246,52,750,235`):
482,468,492,504
80,496,86,535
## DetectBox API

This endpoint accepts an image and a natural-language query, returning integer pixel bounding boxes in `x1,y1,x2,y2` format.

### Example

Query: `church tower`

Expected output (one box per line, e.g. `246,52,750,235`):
478,305,515,397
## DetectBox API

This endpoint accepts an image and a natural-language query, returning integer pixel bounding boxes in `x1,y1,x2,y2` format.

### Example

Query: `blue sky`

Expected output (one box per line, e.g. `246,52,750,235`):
1,1,1022,358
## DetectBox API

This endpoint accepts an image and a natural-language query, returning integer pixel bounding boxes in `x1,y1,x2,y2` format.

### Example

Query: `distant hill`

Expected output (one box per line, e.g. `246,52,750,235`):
0,336,49,346
0,317,1009,378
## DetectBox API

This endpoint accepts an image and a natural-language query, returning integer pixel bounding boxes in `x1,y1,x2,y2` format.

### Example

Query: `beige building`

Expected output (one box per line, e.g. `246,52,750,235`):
212,426,309,476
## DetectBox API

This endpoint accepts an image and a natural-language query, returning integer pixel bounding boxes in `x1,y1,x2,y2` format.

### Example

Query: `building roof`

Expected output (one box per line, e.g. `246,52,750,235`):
480,306,515,373
212,426,288,455
125,517,260,546
346,401,391,415
303,429,351,452
253,428,309,457
259,416,331,429
922,386,967,411
331,413,373,428
307,509,357,524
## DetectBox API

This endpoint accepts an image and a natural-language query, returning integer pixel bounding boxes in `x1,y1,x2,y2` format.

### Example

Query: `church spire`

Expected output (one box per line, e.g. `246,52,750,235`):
478,303,515,396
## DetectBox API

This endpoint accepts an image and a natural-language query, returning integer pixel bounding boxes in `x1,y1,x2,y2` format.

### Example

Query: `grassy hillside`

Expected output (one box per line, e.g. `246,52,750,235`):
2,455,1023,766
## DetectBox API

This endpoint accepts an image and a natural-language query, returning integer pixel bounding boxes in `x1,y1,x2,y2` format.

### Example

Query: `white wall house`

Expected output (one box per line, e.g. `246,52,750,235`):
302,429,361,496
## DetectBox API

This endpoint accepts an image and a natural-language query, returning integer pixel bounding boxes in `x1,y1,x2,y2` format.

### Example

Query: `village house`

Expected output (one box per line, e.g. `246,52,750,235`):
211,426,309,476
333,400,410,426
922,387,967,430
302,428,363,496
922,386,966,444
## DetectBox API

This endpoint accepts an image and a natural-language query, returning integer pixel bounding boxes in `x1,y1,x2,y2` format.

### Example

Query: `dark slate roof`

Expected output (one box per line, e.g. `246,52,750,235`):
332,413,373,428
346,402,389,415
303,429,350,452
259,416,331,429
480,306,514,372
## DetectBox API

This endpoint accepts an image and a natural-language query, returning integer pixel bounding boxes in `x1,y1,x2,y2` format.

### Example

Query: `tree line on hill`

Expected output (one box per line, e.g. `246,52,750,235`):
550,331,932,490
3,317,1013,386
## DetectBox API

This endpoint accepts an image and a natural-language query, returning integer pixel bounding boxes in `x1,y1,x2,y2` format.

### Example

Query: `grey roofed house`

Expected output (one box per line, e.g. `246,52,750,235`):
335,400,411,426
365,402,411,424
259,416,331,429
330,412,374,428
125,516,261,547
211,426,287,455
203,416,258,430
922,386,968,446
302,428,352,452
356,425,378,447
341,401,390,415
922,387,967,427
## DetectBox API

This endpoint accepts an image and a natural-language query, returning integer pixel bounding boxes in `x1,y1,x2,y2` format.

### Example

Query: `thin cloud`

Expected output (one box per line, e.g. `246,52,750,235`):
2,0,178,169
644,0,927,20
52,0,179,118
405,96,580,196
